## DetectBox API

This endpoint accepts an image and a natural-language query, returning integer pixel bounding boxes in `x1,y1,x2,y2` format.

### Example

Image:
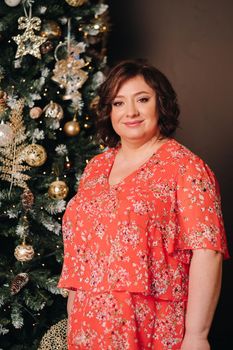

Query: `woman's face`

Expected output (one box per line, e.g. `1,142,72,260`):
110,75,159,145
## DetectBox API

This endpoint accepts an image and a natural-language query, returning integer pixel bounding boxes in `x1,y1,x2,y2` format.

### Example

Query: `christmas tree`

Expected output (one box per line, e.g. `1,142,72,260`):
0,0,109,348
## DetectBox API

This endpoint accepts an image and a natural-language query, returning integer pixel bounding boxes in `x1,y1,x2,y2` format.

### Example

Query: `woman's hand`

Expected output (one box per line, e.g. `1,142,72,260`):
180,334,210,350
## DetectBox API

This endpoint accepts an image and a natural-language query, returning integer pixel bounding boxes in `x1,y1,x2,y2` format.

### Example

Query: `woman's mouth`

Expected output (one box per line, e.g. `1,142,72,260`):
124,120,143,127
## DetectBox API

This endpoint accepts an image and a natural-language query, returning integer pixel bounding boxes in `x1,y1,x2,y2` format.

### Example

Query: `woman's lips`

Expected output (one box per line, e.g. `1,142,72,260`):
124,120,144,127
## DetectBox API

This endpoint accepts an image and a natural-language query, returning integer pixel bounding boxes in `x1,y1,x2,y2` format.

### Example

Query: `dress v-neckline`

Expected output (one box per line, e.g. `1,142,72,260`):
107,138,172,188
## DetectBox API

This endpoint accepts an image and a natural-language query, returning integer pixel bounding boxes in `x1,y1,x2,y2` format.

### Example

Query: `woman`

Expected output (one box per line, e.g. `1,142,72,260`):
58,59,228,350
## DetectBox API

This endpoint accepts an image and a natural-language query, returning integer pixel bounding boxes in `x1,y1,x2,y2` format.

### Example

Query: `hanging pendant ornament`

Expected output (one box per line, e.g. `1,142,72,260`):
63,114,80,136
52,19,88,107
14,242,35,262
10,272,29,295
43,101,64,120
0,121,14,147
12,4,47,59
48,178,69,200
24,144,47,167
65,0,87,6
4,0,21,7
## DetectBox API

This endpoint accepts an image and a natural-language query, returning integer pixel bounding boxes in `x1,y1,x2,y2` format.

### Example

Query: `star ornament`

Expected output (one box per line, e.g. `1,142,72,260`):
12,16,47,59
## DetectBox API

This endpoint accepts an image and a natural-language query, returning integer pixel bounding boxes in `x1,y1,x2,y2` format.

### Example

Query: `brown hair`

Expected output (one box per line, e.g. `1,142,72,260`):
96,59,180,147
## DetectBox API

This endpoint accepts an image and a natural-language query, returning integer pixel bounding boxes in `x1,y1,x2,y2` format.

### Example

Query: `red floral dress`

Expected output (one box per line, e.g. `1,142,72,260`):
58,139,228,350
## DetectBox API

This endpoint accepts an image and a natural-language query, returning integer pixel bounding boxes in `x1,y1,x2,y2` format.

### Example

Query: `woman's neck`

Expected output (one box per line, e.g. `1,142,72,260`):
119,135,166,162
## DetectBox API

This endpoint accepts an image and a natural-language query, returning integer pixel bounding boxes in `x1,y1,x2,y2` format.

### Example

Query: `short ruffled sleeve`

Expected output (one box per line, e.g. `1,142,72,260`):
175,157,229,258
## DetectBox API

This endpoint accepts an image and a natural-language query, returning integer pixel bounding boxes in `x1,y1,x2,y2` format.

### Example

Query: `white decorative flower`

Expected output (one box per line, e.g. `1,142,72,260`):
55,144,68,156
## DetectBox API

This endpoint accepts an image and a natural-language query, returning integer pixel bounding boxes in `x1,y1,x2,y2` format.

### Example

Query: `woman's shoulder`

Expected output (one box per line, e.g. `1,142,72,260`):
166,139,216,182
166,139,211,167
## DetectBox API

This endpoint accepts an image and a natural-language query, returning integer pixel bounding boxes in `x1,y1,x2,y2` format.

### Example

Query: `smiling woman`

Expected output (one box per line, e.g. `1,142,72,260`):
58,59,228,350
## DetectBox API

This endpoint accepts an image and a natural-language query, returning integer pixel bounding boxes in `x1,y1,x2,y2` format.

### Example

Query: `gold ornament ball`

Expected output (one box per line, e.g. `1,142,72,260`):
24,144,47,167
63,120,80,136
29,106,43,119
60,288,69,298
40,20,62,39
65,0,87,7
48,180,69,200
44,101,64,120
14,243,35,262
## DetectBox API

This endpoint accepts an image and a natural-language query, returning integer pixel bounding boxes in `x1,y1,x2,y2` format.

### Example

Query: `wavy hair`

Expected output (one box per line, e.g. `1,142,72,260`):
96,59,180,147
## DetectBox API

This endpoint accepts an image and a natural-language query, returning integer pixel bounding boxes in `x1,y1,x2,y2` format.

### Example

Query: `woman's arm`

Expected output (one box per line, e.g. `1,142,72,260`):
181,249,223,350
67,290,76,316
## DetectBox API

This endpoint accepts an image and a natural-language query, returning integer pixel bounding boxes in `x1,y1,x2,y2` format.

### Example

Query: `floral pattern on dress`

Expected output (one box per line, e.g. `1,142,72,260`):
59,139,228,349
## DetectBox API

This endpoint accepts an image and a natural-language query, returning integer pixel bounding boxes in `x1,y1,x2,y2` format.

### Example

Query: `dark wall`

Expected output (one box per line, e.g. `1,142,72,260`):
107,1,233,349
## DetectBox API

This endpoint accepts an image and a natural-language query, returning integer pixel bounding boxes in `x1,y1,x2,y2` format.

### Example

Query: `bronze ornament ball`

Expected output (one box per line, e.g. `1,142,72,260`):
14,243,35,262
63,120,80,136
48,180,69,200
29,106,43,119
40,20,62,39
24,144,47,167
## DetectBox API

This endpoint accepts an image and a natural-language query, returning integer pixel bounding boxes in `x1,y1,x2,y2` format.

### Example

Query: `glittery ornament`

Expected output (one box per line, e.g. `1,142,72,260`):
14,242,35,262
48,180,69,200
44,101,64,120
63,119,80,136
0,122,14,146
21,188,34,211
65,0,87,6
12,16,47,59
52,57,88,102
40,20,62,39
24,144,47,167
38,319,67,350
10,272,29,295
29,106,43,119
40,40,54,54
4,0,21,6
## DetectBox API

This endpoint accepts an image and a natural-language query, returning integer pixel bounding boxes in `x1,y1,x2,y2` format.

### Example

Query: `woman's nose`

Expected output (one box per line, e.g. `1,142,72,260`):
126,101,139,117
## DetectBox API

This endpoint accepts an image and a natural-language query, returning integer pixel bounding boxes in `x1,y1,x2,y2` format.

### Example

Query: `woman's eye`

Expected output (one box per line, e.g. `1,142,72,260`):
138,97,150,103
112,101,123,107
